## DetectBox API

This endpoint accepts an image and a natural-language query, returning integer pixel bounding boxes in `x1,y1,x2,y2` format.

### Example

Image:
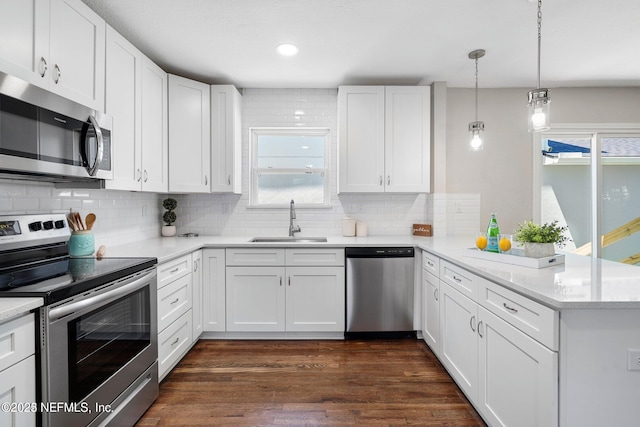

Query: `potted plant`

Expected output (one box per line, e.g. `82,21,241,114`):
161,198,177,237
514,220,569,258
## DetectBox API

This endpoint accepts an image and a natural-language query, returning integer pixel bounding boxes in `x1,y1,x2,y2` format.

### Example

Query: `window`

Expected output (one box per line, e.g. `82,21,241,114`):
539,125,640,264
250,128,330,206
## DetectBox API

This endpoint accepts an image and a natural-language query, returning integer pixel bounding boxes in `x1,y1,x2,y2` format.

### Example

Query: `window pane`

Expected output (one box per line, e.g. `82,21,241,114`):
257,135,325,168
257,171,325,204
601,137,640,265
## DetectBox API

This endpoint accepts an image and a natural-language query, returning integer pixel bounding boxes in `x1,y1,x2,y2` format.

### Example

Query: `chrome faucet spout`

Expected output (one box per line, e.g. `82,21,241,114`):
289,199,301,237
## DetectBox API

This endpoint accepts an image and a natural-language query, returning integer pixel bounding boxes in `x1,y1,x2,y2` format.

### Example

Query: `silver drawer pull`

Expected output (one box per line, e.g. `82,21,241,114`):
469,315,476,332
171,337,179,346
170,267,180,273
427,261,434,267
170,298,179,305
434,288,439,301
452,275,462,283
503,303,519,313
478,321,484,338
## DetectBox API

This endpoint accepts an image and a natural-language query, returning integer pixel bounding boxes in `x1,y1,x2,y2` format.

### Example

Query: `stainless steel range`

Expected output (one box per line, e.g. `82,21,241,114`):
0,214,158,427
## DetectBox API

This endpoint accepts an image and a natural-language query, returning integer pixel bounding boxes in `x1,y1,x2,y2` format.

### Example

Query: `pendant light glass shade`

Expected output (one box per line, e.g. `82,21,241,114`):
468,49,485,151
527,0,551,132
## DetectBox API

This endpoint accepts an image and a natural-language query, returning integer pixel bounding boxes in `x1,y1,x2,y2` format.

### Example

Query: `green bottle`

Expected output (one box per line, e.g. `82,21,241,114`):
486,213,500,253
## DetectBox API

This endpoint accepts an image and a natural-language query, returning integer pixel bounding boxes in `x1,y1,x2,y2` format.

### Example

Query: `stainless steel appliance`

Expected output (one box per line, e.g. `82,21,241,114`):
0,214,158,427
345,247,415,337
0,71,112,183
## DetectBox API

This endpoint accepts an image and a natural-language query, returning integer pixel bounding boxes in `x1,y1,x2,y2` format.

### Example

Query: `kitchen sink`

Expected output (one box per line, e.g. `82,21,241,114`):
249,237,327,243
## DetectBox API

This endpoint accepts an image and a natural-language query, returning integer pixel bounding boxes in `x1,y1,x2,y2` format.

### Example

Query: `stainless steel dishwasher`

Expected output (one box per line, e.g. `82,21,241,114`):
345,247,415,337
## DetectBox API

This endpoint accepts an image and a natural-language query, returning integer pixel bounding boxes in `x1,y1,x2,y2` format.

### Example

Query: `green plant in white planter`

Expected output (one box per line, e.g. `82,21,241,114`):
514,220,569,258
161,198,177,237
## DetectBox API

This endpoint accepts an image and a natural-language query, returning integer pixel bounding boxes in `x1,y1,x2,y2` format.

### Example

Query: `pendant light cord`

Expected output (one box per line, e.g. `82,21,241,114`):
475,57,479,121
537,0,542,89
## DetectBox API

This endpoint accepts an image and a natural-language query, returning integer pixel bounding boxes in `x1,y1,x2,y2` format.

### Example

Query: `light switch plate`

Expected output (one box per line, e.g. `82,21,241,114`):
627,349,640,371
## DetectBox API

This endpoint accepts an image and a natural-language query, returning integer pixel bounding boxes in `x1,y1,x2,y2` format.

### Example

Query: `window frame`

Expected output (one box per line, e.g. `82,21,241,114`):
249,127,331,208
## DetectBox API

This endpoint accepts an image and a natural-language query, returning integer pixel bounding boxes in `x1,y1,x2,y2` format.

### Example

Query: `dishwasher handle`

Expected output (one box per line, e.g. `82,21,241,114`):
345,247,414,258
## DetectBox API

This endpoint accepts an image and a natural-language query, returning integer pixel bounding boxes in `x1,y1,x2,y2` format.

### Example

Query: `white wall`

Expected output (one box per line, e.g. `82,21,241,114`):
445,86,640,235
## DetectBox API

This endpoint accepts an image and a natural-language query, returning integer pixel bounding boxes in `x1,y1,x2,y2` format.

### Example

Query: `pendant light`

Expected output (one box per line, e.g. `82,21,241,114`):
527,0,550,132
468,49,485,151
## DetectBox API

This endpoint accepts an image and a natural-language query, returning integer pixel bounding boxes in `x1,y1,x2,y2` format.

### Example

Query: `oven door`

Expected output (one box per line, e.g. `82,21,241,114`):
41,268,158,427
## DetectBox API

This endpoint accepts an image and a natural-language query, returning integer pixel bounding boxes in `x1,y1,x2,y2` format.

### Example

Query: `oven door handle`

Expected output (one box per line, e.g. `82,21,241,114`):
48,271,155,321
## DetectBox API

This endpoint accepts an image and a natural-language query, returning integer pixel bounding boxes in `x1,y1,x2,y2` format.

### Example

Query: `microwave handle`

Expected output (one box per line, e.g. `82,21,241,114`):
85,115,104,177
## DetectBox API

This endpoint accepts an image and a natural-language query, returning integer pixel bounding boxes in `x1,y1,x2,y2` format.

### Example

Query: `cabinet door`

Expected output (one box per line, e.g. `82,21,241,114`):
48,0,105,110
0,355,36,427
140,56,168,192
477,307,558,427
440,281,478,401
337,86,385,193
422,270,440,355
384,86,430,192
191,250,203,340
168,74,211,193
226,266,285,332
210,85,242,193
202,249,226,332
104,25,142,191
0,0,48,87
285,266,345,332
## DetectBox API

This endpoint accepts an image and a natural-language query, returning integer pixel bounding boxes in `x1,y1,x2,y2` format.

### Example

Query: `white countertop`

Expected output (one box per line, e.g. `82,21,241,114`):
3,234,640,317
0,297,43,322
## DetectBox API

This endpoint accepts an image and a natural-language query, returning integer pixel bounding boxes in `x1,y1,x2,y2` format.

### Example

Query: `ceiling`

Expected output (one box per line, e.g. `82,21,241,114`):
82,0,640,89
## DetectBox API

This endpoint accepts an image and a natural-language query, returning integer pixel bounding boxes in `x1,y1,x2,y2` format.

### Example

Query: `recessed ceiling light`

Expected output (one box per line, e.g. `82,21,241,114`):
276,43,299,56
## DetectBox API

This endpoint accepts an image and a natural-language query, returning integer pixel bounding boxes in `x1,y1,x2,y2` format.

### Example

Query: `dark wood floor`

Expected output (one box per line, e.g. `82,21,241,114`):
137,339,486,426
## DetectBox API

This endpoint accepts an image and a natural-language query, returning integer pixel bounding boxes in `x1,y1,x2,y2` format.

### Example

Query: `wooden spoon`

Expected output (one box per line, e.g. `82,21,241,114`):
85,213,96,230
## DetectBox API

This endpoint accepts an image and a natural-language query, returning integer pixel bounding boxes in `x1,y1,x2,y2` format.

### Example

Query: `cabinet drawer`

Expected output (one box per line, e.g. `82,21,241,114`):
479,278,558,350
285,248,344,266
158,254,192,289
440,260,478,299
0,354,36,427
158,274,192,332
422,251,439,275
0,313,35,372
158,310,192,379
226,248,285,266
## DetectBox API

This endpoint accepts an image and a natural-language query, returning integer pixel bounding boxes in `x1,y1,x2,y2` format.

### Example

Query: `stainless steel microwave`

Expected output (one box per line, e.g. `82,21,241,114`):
0,71,112,182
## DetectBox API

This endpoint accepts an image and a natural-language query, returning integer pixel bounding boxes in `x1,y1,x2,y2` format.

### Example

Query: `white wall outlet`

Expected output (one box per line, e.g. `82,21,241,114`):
627,349,640,371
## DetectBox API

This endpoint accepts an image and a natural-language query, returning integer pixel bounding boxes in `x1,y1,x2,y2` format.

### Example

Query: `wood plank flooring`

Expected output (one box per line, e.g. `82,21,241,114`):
136,339,486,426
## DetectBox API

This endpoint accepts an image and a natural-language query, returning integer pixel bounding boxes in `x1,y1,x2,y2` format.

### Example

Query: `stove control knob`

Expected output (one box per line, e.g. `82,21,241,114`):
43,220,54,230
29,221,43,232
54,220,66,229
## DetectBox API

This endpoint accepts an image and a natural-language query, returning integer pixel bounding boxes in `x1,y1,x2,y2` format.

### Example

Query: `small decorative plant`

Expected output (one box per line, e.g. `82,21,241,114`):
162,198,177,226
514,220,569,247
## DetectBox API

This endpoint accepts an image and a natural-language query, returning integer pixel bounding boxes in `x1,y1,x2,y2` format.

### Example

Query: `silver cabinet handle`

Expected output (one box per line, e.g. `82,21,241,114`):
288,276,291,286
227,174,231,185
170,298,179,305
39,57,48,77
452,275,462,283
434,288,439,301
469,315,476,332
427,260,434,267
136,168,142,182
144,170,148,182
204,175,208,185
193,259,198,272
387,175,391,185
478,321,484,338
170,267,179,273
171,337,179,346
503,303,519,313
54,64,61,84
279,276,282,286
379,175,383,186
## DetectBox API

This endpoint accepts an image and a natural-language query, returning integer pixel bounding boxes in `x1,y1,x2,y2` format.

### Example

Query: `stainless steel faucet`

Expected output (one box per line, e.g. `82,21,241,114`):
289,199,301,237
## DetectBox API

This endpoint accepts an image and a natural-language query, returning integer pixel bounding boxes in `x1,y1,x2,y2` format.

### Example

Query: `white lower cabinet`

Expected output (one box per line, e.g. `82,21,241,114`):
0,314,36,427
156,253,195,380
225,248,345,333
202,249,226,332
424,249,558,427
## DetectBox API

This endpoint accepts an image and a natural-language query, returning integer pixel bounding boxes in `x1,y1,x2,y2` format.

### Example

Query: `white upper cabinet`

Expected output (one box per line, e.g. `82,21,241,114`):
210,85,242,193
168,74,211,193
338,85,430,193
0,0,105,110
105,26,168,192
